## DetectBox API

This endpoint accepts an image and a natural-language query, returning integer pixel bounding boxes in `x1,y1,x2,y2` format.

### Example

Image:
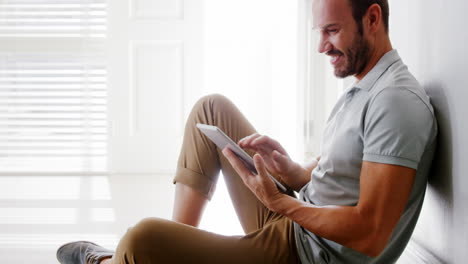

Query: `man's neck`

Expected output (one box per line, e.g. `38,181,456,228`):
355,38,393,81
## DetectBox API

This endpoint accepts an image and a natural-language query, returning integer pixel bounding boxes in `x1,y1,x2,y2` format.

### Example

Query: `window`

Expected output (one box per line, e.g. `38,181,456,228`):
0,0,108,173
0,0,106,38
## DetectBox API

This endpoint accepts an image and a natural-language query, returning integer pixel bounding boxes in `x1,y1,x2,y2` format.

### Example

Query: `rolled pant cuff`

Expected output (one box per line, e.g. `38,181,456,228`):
173,167,217,200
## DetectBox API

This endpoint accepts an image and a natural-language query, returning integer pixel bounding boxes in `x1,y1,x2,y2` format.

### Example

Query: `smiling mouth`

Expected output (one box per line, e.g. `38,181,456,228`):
330,54,343,66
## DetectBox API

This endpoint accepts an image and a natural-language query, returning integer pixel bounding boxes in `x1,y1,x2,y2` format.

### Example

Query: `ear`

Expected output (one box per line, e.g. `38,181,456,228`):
364,3,382,34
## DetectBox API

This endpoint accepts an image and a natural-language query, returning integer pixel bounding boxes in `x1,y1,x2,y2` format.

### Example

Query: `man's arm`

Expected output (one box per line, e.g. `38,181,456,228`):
223,148,415,257
276,161,415,256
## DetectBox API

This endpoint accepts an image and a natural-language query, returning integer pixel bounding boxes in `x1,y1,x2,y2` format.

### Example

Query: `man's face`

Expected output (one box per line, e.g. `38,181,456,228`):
312,0,371,78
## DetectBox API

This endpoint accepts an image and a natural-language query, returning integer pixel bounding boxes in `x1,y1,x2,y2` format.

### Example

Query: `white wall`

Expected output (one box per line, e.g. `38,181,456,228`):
201,0,300,160
389,0,468,263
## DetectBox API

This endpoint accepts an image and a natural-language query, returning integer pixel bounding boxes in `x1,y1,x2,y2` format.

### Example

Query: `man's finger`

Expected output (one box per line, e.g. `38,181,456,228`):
251,135,271,147
238,133,261,148
253,154,270,181
253,154,280,192
222,147,254,179
238,133,258,145
252,136,287,155
251,135,275,152
272,150,289,171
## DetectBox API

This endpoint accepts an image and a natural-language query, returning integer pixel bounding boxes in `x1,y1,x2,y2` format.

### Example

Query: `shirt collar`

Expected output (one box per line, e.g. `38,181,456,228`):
353,49,401,91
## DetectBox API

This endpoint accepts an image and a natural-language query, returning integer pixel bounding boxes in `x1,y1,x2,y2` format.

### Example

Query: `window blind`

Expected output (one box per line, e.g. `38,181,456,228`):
0,0,107,38
0,54,107,172
0,0,108,173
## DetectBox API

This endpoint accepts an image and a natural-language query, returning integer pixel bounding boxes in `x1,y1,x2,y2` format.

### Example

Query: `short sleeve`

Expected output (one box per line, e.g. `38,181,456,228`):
363,87,435,169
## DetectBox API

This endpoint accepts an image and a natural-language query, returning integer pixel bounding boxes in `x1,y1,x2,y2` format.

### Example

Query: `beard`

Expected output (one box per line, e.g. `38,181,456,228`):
328,33,371,78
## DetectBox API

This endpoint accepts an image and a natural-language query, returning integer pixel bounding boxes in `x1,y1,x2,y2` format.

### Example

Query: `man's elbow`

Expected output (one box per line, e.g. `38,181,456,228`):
360,240,386,258
357,225,393,257
349,210,395,257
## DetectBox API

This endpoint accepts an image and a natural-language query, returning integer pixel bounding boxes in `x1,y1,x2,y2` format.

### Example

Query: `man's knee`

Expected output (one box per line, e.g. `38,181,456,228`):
198,93,230,105
193,93,232,114
116,217,168,261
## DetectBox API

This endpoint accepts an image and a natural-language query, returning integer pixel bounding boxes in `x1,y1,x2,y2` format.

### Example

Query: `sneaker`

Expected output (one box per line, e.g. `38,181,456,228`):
56,241,114,264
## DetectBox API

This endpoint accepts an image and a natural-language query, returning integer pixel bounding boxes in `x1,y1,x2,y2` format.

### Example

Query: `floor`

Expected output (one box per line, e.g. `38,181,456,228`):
1,174,417,263
0,174,243,264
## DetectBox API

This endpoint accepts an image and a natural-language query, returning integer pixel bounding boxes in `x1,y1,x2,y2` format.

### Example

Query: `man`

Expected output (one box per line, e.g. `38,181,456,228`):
57,0,437,263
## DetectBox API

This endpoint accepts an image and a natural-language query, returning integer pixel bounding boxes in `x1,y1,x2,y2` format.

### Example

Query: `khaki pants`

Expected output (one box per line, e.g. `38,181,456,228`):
113,94,300,264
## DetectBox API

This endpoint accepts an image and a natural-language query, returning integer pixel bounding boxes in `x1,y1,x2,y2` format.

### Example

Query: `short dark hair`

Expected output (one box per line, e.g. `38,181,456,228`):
348,0,389,35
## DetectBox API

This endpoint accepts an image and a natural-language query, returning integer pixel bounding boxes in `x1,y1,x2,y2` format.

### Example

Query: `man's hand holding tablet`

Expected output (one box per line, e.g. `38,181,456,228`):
196,123,289,193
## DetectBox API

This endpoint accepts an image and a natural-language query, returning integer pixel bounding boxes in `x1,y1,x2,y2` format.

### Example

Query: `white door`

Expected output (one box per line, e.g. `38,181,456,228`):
107,0,204,174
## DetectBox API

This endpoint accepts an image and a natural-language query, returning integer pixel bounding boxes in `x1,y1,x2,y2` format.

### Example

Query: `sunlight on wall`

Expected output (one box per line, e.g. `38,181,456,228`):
0,208,77,225
91,208,116,222
0,177,80,200
0,175,119,255
202,0,299,148
90,176,112,200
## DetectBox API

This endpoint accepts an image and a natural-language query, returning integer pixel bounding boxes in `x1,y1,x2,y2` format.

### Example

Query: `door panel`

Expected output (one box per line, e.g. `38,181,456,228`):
108,0,203,173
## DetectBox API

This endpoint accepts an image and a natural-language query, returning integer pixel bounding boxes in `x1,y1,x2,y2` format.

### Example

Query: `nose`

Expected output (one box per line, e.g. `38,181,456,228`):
317,35,332,54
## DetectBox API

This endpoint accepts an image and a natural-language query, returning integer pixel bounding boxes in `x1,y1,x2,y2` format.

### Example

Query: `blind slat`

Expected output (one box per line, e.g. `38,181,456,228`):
0,53,108,172
0,0,107,38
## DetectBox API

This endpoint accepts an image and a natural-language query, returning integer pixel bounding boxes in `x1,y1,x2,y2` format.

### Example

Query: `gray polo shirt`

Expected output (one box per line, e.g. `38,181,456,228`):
294,50,438,264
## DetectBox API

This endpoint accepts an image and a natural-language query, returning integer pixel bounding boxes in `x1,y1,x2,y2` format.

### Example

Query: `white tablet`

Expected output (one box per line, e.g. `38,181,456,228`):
196,123,288,192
